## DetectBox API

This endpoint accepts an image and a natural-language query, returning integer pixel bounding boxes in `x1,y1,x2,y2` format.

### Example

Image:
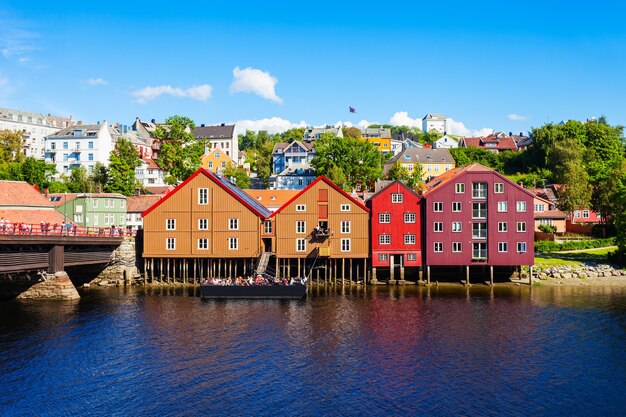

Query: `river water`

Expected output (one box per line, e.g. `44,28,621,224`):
1,284,625,416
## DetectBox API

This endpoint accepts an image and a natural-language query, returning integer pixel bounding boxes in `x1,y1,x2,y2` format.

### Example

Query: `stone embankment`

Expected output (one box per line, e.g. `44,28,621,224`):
534,263,626,286
88,238,141,287
16,271,80,300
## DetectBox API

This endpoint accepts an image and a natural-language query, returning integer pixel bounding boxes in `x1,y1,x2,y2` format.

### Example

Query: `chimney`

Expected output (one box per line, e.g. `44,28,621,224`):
151,119,156,124
45,188,49,199
221,123,225,127
201,124,205,127
518,181,524,188
134,188,141,196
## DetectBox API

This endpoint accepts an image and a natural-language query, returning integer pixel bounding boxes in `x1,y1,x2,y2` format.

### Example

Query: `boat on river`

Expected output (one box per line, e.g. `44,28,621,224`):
200,275,307,299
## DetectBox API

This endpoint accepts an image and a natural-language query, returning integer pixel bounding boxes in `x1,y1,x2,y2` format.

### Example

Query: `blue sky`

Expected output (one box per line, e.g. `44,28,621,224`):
1,0,625,135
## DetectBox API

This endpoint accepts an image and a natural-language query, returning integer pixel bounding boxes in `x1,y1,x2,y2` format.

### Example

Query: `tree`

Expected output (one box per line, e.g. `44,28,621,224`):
155,115,201,183
20,158,57,190
223,164,251,189
406,165,424,189
92,162,109,190
0,130,25,164
327,165,347,190
280,127,306,142
550,138,592,213
342,127,362,140
64,166,91,193
385,161,408,182
106,137,142,196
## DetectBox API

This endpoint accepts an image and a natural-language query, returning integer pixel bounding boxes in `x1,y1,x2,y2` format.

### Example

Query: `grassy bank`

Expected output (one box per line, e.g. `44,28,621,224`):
535,246,616,267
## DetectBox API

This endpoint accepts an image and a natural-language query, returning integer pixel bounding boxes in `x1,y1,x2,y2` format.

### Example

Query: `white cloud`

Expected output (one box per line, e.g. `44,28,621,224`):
230,66,282,104
85,77,107,86
232,117,306,134
508,113,527,121
447,118,493,137
389,111,421,128
131,84,213,104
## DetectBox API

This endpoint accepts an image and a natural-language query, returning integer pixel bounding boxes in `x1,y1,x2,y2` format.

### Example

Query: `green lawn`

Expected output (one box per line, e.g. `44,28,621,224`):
535,246,616,266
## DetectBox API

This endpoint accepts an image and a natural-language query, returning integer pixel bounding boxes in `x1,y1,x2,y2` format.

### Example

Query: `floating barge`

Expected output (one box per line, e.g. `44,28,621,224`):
200,283,307,299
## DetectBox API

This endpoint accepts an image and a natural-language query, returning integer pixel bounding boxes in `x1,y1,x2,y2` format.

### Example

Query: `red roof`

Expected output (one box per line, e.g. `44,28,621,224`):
0,208,67,225
127,195,163,213
142,157,162,170
462,133,518,151
145,185,175,195
269,176,370,218
0,181,54,207
142,168,271,218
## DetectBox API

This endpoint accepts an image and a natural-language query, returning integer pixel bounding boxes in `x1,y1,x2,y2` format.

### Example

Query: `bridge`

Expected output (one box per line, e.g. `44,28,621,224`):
0,224,125,275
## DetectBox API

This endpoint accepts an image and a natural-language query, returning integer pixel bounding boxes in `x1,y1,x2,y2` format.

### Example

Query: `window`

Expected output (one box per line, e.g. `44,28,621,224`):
472,222,487,239
434,242,443,252
583,210,590,218
229,218,239,230
379,234,391,245
341,221,351,234
404,213,416,223
198,238,208,250
391,193,403,203
517,242,527,253
340,204,350,212
434,222,443,232
498,242,508,253
120,200,125,208
453,242,462,252
494,183,504,193
516,201,527,212
105,199,113,208
208,161,213,169
574,210,581,219
517,222,526,232
341,238,351,252
473,182,487,198
433,202,443,212
92,199,98,208
88,153,94,161
228,238,238,250
198,218,208,230
88,141,94,149
74,214,82,222
498,222,508,232
198,188,208,205
166,238,176,250
452,222,462,232
63,141,68,149
221,161,226,168
473,242,487,260
296,238,306,252
455,183,465,193
407,253,417,261
534,203,545,212
379,213,391,223
215,151,220,158
296,220,306,234
296,204,306,212
452,202,461,212
540,218,554,226
404,234,416,245
379,254,388,262
166,218,176,230
472,202,487,219
497,201,508,212
264,220,273,234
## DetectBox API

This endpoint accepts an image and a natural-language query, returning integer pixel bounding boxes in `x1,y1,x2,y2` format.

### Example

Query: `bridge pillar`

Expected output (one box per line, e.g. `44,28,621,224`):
48,245,64,273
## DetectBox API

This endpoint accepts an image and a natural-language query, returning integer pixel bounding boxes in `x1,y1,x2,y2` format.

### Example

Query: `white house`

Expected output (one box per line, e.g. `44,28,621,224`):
432,134,459,149
44,121,119,177
0,107,75,159
135,158,166,187
422,113,450,134
192,123,239,160
303,125,344,141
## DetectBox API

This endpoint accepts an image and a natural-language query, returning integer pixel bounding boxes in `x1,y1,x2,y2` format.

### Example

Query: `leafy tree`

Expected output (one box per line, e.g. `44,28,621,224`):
407,165,424,188
342,127,362,140
106,137,142,196
239,130,259,151
327,165,347,190
64,166,92,193
91,162,109,190
550,138,592,212
154,115,201,183
0,130,25,164
280,127,306,142
385,161,408,182
20,158,57,190
450,147,503,171
48,181,69,193
223,164,251,189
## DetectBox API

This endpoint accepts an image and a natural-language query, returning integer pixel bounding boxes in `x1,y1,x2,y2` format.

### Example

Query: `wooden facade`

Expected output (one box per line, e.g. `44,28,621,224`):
367,181,422,282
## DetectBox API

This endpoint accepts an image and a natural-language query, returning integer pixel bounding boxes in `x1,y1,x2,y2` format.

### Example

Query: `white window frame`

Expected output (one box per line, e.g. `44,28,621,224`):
228,237,238,250
452,222,462,232
296,220,306,234
198,188,209,205
517,242,527,253
498,222,507,232
455,183,465,194
340,238,351,252
379,213,390,223
229,218,239,230
296,204,306,212
341,220,351,234
92,199,98,208
583,210,590,218
433,202,443,212
166,238,176,250
494,183,504,193
197,238,208,250
379,234,391,245
296,238,306,252
452,202,461,212
434,242,443,252
391,193,403,203
340,204,350,212
498,242,508,253
407,253,417,261
452,242,462,253
498,201,508,212
517,222,526,232
198,218,208,230
517,201,527,212
378,253,388,262
404,212,416,223
434,222,443,232
404,234,416,245
166,218,176,230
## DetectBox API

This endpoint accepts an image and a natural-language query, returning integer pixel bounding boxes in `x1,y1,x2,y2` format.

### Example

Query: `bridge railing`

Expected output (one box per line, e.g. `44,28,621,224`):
0,222,135,238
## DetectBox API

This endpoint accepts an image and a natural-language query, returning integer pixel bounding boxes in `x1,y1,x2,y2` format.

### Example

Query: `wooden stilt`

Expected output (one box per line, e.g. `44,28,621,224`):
276,257,280,279
350,259,353,284
490,266,494,286
427,265,430,285
342,258,345,286
466,265,470,286
529,266,533,285
364,258,367,284
159,258,163,282
298,258,301,278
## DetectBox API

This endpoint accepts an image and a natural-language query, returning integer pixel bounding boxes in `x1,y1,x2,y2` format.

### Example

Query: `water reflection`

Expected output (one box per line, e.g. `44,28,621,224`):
0,285,625,416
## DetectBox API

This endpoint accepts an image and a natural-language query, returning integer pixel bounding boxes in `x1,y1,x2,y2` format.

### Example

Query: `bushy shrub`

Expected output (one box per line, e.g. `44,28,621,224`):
535,238,615,253
538,224,557,234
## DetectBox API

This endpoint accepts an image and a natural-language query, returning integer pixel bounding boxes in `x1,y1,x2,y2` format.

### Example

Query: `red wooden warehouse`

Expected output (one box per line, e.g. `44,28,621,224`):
366,181,422,283
422,163,534,284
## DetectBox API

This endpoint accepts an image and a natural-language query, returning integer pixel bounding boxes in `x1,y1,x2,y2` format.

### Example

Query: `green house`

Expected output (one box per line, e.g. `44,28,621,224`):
48,193,127,228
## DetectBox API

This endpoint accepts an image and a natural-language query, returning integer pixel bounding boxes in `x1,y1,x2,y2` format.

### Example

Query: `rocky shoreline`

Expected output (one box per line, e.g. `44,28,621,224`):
534,263,626,286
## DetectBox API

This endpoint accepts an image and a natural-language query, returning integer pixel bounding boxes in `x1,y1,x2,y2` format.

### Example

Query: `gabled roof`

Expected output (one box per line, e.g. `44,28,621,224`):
192,124,235,139
47,193,126,206
535,210,567,219
422,163,536,199
0,181,54,207
423,113,448,120
142,168,271,219
141,158,162,170
531,187,558,202
276,162,316,176
461,132,518,151
145,185,175,195
387,147,455,165
269,176,370,218
367,180,422,202
127,195,163,213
